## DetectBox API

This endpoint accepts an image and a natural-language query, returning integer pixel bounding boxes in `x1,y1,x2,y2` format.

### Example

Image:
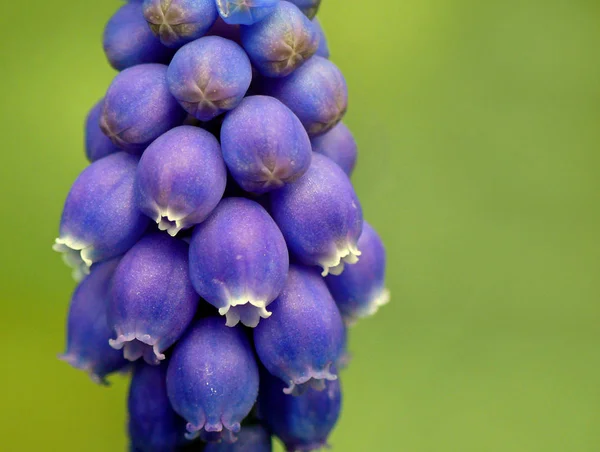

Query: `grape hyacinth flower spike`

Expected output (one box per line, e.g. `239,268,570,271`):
271,153,363,276
167,36,252,122
216,0,279,26
128,362,189,452
254,265,345,395
100,64,186,153
259,370,341,451
220,95,312,194
135,125,227,236
189,198,289,327
326,221,390,324
166,318,259,442
266,56,348,137
54,3,390,450
53,152,150,280
103,2,173,71
240,1,319,78
59,259,129,384
108,233,199,364
84,99,120,162
142,0,218,48
204,425,272,452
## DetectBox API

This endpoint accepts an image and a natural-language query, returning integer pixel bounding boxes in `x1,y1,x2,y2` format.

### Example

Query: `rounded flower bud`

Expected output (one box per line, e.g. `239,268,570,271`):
100,64,186,152
189,198,289,327
59,258,129,384
221,96,312,194
240,2,319,78
254,265,344,395
103,2,173,71
142,0,218,48
166,318,259,442
271,153,363,276
135,126,227,236
258,370,341,451
266,56,347,137
53,152,150,280
109,233,199,364
167,37,252,122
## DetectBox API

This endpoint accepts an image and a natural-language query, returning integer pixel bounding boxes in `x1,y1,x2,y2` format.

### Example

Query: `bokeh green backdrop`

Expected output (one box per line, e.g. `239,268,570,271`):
1,0,599,450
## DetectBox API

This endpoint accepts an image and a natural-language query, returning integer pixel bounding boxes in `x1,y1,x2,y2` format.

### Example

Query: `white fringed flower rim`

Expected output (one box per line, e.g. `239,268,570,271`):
345,288,391,326
219,297,272,328
284,363,338,396
185,418,241,442
58,352,108,385
319,241,362,277
109,332,165,365
155,208,186,237
52,236,94,282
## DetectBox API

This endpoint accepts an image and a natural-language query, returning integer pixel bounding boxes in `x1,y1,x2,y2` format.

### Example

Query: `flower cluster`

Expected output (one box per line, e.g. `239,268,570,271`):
56,1,389,451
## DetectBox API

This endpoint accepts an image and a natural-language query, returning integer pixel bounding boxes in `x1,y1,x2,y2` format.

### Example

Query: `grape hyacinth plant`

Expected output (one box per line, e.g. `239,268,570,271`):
54,2,389,450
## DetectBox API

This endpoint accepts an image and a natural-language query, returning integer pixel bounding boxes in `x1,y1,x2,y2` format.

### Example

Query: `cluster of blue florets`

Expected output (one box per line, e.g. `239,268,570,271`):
55,1,389,451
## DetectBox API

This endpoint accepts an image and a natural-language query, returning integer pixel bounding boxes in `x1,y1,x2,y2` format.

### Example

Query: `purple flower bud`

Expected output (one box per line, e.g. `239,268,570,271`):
204,425,272,452
310,122,357,176
266,56,347,137
135,126,227,236
220,96,312,194
254,265,344,395
258,370,341,451
326,222,390,324
85,99,120,163
240,2,319,78
216,0,279,26
103,3,174,71
101,64,186,152
166,318,259,442
142,0,218,48
128,362,189,452
167,37,252,122
270,153,363,276
312,18,329,58
287,0,321,19
53,152,150,281
59,258,129,384
189,198,289,327
108,233,199,365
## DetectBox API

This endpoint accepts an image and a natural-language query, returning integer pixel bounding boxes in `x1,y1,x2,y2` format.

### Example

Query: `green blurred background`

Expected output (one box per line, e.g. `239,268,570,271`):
1,0,599,450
